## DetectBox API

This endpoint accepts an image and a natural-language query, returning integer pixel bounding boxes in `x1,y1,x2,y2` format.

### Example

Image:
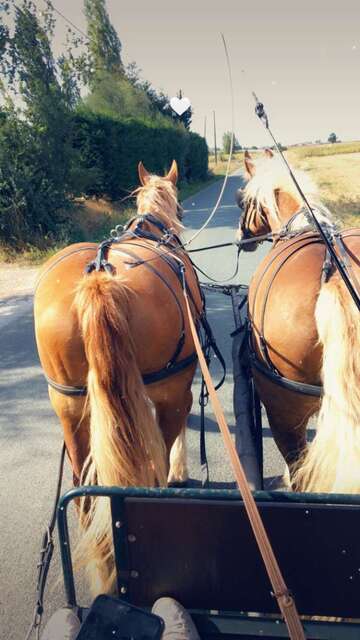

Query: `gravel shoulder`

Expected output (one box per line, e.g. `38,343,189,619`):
0,263,38,299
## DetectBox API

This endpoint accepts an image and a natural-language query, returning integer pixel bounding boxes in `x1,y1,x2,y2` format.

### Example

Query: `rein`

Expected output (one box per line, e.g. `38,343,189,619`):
24,443,67,640
180,263,306,640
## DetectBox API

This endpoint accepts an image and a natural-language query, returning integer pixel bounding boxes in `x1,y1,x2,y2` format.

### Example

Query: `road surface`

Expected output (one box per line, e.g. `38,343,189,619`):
0,170,283,639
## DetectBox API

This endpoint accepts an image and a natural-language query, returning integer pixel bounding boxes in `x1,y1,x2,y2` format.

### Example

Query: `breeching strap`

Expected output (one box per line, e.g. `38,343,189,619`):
181,266,306,640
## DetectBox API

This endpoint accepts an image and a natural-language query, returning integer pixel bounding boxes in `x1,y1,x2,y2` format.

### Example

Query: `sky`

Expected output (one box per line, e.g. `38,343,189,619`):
30,1,360,146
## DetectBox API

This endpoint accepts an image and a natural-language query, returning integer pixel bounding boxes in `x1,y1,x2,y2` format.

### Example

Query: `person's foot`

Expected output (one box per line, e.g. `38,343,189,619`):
152,597,200,640
40,608,81,640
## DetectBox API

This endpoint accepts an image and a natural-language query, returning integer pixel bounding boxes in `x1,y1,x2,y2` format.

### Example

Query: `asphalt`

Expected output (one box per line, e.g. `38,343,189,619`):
0,169,283,639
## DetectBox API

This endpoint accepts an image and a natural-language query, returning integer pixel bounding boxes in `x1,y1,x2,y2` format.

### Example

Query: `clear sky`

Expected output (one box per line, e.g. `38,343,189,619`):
42,0,360,146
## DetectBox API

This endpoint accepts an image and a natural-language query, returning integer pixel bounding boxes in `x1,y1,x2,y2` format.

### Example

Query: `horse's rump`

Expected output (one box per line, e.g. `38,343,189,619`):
35,239,202,389
248,230,360,385
248,233,327,386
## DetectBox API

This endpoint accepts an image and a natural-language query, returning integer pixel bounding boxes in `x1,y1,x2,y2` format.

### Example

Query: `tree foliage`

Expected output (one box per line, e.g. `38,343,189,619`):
125,60,173,121
328,132,337,144
84,0,124,81
222,131,233,153
0,1,74,244
222,132,242,153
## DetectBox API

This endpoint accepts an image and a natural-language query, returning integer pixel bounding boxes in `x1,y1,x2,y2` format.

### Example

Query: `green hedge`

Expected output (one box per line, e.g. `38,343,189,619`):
71,110,208,199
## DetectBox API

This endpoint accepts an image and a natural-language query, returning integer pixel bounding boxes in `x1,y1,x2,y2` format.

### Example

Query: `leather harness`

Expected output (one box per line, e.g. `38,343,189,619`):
247,216,360,398
42,213,223,397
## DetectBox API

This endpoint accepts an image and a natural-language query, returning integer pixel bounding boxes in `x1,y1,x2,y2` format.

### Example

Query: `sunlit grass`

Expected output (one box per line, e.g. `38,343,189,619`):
288,140,360,159
288,150,360,228
208,151,244,177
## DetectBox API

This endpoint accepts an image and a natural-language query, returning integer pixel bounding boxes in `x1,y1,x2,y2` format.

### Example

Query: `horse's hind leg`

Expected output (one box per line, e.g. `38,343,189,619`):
253,373,319,486
48,387,89,484
155,397,192,485
168,426,188,485
152,371,195,486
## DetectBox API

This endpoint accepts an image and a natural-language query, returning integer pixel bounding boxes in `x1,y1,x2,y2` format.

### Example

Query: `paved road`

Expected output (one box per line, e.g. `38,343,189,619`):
0,170,283,639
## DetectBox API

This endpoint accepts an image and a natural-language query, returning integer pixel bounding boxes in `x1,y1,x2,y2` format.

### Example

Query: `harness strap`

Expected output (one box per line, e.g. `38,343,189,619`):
44,352,198,397
249,348,322,397
24,443,66,640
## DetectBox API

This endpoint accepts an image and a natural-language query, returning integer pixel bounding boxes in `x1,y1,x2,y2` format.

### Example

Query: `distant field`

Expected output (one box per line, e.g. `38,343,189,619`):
288,140,360,159
287,144,360,227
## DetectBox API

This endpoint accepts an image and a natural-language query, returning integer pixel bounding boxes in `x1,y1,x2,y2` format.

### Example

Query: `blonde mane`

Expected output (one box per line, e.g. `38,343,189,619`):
244,156,334,230
135,176,182,235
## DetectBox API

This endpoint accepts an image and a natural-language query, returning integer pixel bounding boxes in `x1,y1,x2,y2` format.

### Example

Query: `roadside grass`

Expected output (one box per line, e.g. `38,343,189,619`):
208,151,244,177
287,150,360,228
0,201,135,265
178,176,220,202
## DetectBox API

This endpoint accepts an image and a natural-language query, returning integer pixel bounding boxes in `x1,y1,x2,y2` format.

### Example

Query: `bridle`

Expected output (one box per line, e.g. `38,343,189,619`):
237,189,270,242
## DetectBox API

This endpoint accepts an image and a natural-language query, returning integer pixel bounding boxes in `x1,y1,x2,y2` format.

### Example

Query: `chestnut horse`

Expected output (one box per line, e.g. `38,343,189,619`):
237,150,360,494
34,160,202,591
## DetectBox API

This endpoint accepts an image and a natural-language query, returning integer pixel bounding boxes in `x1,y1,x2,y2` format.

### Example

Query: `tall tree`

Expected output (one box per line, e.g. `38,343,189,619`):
0,1,74,243
125,61,173,120
84,0,124,80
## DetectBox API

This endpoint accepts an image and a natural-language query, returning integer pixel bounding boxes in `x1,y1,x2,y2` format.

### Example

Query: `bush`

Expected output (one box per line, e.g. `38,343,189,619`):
0,109,71,246
185,133,208,181
70,110,208,199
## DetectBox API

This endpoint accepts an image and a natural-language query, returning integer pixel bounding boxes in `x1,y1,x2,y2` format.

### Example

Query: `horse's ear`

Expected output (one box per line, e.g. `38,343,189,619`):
138,161,151,186
244,150,256,178
264,148,274,159
166,159,178,185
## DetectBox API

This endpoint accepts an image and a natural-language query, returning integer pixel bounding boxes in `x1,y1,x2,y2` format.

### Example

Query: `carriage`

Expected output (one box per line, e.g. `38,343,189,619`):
29,155,360,639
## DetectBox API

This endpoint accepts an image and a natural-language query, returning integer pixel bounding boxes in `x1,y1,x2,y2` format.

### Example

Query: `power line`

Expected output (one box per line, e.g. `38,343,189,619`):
51,3,89,42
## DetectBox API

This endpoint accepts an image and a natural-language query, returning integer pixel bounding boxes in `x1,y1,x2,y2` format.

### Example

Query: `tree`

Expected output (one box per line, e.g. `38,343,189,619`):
233,136,242,151
328,132,337,144
222,131,233,153
84,0,124,81
0,1,74,244
125,61,173,120
84,70,154,119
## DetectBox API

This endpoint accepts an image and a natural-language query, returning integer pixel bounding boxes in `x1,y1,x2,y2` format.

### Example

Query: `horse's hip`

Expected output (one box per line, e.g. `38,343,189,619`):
248,240,325,386
34,242,200,386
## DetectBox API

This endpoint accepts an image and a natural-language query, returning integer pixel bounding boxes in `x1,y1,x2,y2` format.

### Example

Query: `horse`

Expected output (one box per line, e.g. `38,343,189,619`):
34,160,203,592
237,149,360,494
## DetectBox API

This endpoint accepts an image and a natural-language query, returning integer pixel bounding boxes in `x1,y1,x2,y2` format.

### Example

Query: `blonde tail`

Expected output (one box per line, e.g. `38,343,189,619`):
293,278,360,493
74,272,167,593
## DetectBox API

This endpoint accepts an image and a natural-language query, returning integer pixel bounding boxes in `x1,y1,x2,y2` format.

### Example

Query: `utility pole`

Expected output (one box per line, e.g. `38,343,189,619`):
204,115,207,140
213,110,217,164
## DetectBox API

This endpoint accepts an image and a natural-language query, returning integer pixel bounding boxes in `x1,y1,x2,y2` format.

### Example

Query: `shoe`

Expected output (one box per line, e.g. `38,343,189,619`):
40,608,81,640
152,597,200,640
